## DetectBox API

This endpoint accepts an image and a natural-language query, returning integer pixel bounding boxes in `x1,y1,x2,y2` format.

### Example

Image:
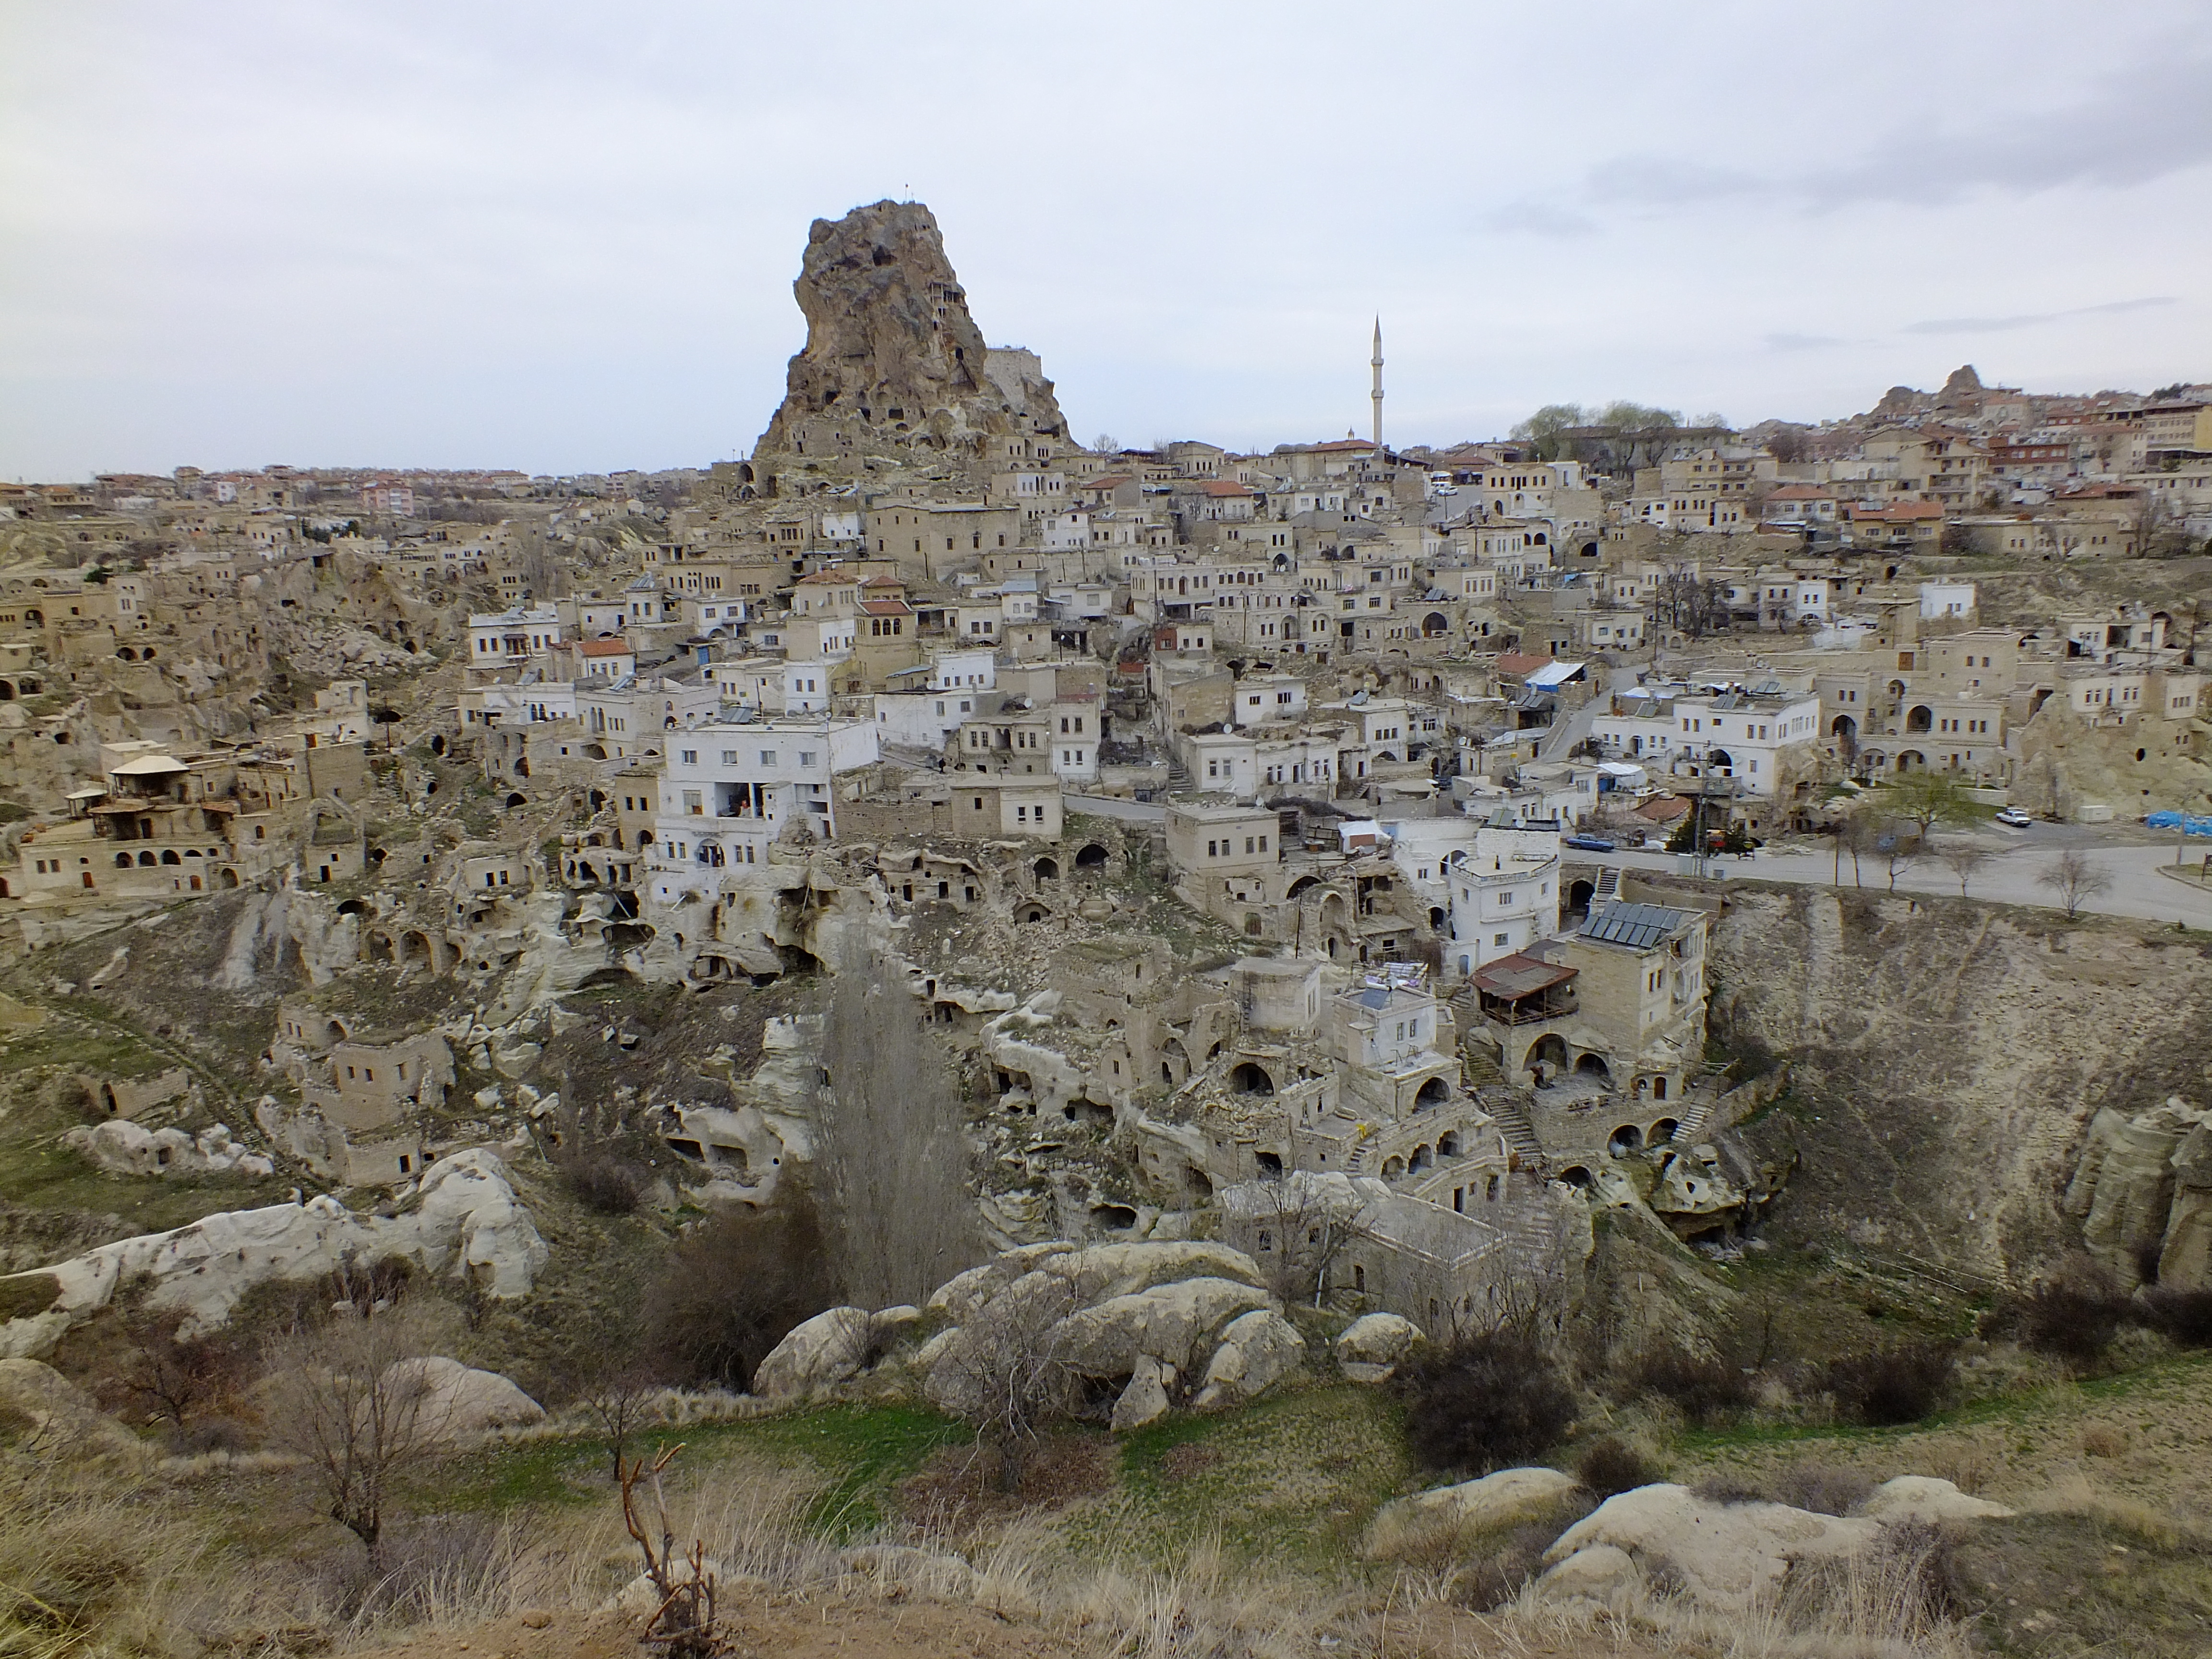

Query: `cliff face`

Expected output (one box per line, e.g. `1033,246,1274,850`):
752,200,1066,481
1708,886,2212,1280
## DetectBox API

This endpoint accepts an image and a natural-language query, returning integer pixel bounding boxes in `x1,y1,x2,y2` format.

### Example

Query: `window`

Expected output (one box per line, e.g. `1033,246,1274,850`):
1494,932,1509,946
759,750,777,766
721,750,738,764
680,749,697,764
798,750,817,767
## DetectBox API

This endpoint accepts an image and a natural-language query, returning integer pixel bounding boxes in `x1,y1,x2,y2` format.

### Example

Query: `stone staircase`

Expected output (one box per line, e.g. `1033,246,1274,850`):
1593,866,1621,905
1668,1098,1717,1145
1484,1091,1549,1173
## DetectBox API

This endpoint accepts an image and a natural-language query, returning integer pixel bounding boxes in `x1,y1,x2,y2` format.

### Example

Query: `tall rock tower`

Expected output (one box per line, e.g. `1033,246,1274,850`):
1370,318,1384,449
751,201,1068,488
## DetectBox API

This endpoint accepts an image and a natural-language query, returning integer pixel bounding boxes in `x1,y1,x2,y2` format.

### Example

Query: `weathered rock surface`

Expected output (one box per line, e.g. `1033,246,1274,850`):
1858,1475,2014,1525
63,1120,274,1178
1192,1309,1305,1410
1109,1355,1173,1432
0,1147,546,1354
1367,1466,1581,1558
1335,1312,1422,1380
387,1356,546,1439
754,200,1066,478
1540,1485,1875,1610
753,1307,874,1398
1049,1278,1274,1378
2067,1097,2209,1288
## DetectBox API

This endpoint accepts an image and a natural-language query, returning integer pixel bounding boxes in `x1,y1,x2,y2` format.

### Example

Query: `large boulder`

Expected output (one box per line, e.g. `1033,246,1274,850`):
1191,1310,1305,1411
1109,1356,1173,1433
1040,1241,1267,1303
385,1356,545,1440
1540,1485,1875,1611
0,1146,548,1353
1859,1476,2014,1525
753,1307,873,1398
1367,1466,1581,1559
1047,1277,1273,1378
1335,1312,1422,1382
62,1121,274,1179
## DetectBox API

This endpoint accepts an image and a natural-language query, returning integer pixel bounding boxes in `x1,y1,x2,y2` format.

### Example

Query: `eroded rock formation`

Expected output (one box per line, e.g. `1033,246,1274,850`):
753,200,1066,481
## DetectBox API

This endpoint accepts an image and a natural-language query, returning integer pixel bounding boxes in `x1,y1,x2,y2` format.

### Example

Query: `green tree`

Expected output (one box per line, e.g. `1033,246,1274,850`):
1510,403,1586,461
1880,770,1980,842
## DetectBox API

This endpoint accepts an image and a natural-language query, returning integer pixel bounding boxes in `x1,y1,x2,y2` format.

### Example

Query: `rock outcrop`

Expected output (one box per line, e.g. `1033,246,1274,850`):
752,1307,875,1398
753,201,1066,482
1366,1466,1580,1558
1334,1311,1422,1382
387,1356,546,1439
63,1120,275,1178
2066,1096,2211,1289
0,1147,547,1355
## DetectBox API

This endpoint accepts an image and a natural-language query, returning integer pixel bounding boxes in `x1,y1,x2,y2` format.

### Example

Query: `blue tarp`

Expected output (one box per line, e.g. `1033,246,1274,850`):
2144,810,2212,836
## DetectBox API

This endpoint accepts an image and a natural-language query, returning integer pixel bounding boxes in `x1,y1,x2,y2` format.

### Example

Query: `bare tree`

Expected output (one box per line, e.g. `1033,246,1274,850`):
1224,1173,1374,1307
2038,848,2114,920
1936,841,1994,898
1834,809,1876,889
264,1295,449,1568
815,941,980,1310
619,1443,723,1658
930,1274,1080,1492
580,1361,658,1487
1878,820,1922,892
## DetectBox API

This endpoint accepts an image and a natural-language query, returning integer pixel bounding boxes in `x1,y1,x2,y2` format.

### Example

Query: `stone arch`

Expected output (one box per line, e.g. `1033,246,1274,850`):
159,849,180,864
1416,1076,1450,1108
1159,1037,1190,1088
1650,1118,1680,1144
137,851,157,866
0,681,13,702
1576,1052,1611,1081
399,930,433,970
1609,1123,1644,1156
1382,1154,1407,1181
365,930,395,964
1229,1060,1275,1095
505,792,527,807
1074,842,1109,870
1896,750,1925,772
1705,748,1732,773
1906,704,1933,734
219,868,239,888
1020,903,1048,924
1568,877,1595,913
1439,1129,1462,1157
1831,713,1856,740
1033,856,1058,881
1557,1165,1594,1189
1286,873,1322,900
1428,904,1444,929
1409,1143,1433,1173
325,1019,348,1044
1526,1033,1568,1075
116,646,137,662
1422,611,1449,637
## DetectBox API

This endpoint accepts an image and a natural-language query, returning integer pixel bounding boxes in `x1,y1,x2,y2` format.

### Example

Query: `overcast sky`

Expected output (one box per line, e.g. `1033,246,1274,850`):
4,1,2210,481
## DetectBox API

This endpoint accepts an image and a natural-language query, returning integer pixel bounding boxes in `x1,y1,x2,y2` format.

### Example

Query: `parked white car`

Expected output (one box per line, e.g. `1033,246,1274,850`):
1995,806,2034,828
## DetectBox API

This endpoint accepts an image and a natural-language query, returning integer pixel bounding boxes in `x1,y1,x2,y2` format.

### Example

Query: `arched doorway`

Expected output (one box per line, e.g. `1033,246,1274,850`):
1896,750,1924,772
1034,856,1058,881
1074,842,1109,870
1229,1061,1275,1094
1415,1076,1449,1109
1568,878,1595,913
1906,705,1933,734
1830,714,1856,740
1608,1123,1644,1156
1650,1118,1680,1144
1575,1053,1611,1082
1526,1034,1568,1077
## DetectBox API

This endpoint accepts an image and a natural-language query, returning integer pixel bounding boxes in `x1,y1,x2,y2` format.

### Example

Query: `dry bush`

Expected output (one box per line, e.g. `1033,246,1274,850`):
1575,1435,1658,1498
2080,1422,2128,1458
1826,1341,1956,1427
1983,1261,2132,1363
2141,1286,2212,1347
640,1195,840,1390
1773,1519,1960,1647
0,1475,214,1655
1395,1331,1575,1476
1632,1347,1756,1424
1694,1459,1875,1516
558,1150,644,1215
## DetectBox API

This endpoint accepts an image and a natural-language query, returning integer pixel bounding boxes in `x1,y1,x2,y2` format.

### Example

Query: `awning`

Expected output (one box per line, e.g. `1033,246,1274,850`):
1474,952,1577,999
110,755,189,776
1525,661,1587,689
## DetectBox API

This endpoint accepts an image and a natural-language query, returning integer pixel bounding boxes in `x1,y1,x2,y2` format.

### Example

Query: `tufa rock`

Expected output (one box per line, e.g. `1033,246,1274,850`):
1540,1484,1875,1611
1335,1311,1423,1380
1366,1466,1582,1559
1191,1309,1305,1410
385,1356,546,1440
753,201,1066,480
752,1306,873,1397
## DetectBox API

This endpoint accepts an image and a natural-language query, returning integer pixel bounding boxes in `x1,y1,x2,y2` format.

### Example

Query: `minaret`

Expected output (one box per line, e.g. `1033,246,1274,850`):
1370,317,1384,448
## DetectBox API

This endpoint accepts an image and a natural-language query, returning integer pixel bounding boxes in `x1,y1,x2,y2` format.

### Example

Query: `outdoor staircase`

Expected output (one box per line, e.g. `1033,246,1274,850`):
1486,1092,1549,1173
1668,1098,1717,1145
1460,1046,1506,1088
1593,866,1621,905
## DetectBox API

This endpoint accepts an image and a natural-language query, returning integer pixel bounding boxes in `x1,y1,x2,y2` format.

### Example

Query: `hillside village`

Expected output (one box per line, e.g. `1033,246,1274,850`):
0,198,2209,1655
0,203,2208,1329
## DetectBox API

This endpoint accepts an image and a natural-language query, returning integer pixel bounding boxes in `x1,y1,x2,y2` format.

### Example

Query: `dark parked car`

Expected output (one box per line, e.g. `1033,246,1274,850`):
1562,835,1616,852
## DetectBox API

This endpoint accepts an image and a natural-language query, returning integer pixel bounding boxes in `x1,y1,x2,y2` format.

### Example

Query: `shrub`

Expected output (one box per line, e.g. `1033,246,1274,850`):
1395,1331,1575,1476
1984,1264,2130,1362
2141,1287,2212,1348
1632,1348,1755,1423
561,1152,645,1215
1693,1461,1873,1515
1575,1435,1656,1498
642,1197,841,1390
1826,1342,1955,1426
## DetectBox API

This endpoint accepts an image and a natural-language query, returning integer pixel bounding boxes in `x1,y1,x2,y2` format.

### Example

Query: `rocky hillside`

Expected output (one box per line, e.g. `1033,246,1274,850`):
1711,884,2212,1279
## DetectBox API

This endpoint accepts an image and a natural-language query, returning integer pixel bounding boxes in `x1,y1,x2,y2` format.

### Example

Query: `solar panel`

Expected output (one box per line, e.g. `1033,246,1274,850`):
1579,901,1687,950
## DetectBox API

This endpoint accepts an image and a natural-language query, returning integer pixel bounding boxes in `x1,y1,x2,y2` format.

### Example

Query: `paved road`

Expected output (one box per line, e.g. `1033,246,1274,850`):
1537,665,1645,763
1585,836,2212,927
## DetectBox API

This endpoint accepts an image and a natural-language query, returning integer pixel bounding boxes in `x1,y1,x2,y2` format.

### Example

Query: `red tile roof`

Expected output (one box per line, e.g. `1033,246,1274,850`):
579,638,634,657
1495,652,1555,676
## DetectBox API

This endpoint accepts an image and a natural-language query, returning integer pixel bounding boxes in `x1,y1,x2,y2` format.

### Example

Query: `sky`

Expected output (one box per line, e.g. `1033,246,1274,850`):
3,0,2211,481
